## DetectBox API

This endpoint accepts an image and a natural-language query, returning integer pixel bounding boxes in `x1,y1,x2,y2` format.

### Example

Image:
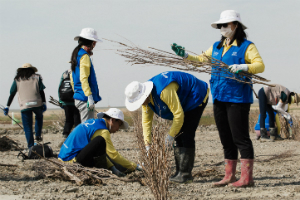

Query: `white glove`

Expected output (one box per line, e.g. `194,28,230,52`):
283,113,291,120
273,101,286,114
145,145,150,152
111,166,126,177
136,164,143,171
229,64,248,74
165,134,174,148
87,95,95,111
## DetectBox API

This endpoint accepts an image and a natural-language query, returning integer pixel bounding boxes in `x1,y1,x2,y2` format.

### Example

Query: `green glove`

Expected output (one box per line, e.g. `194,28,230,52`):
171,43,186,57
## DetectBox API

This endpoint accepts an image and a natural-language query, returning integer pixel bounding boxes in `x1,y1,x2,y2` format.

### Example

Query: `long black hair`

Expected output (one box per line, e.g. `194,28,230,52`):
217,21,247,49
70,37,94,72
15,68,36,81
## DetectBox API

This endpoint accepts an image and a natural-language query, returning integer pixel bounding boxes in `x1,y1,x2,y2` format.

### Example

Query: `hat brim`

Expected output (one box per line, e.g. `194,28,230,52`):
295,93,299,106
125,81,153,112
74,36,103,42
97,113,129,130
211,19,247,30
17,66,38,73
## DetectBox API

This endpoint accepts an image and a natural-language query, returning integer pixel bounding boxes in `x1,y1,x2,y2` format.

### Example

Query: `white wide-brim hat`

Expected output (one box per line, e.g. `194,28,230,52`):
211,10,247,30
125,81,153,111
97,108,129,129
74,27,103,42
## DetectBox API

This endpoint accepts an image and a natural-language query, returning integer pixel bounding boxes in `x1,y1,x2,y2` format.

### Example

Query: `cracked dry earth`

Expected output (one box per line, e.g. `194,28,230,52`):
0,128,299,200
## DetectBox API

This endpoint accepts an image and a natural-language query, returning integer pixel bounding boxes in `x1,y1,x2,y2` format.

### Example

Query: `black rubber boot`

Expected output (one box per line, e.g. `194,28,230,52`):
270,127,283,141
93,154,107,169
169,147,195,183
170,147,180,178
260,128,270,142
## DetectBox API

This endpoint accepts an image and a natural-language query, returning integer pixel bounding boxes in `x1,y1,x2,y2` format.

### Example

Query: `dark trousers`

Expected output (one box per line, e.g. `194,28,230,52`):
175,99,208,148
76,136,106,167
21,107,43,148
214,100,254,159
258,88,275,129
63,105,81,136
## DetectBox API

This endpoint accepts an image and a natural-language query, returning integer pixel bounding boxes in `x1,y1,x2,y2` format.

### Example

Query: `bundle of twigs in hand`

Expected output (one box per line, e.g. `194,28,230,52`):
105,38,275,98
49,96,62,108
33,156,144,186
131,110,173,200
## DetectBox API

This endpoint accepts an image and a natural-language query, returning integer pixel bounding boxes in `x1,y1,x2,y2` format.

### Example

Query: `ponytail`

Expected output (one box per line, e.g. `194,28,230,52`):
70,37,94,72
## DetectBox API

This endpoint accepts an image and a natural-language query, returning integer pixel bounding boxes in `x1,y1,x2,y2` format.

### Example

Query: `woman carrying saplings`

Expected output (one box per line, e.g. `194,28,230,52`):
124,71,209,183
172,10,265,187
58,108,142,176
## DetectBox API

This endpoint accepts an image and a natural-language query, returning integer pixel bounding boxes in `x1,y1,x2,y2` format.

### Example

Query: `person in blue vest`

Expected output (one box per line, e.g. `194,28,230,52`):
124,71,209,183
58,108,142,177
171,10,265,187
254,111,282,140
69,28,102,122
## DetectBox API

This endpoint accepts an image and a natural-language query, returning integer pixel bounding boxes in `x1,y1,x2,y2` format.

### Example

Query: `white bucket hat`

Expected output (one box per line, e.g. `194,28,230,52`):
74,28,103,42
97,108,129,129
211,10,247,30
125,81,153,111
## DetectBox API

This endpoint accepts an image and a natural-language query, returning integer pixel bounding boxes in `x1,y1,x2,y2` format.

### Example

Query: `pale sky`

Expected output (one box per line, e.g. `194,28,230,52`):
1,0,299,109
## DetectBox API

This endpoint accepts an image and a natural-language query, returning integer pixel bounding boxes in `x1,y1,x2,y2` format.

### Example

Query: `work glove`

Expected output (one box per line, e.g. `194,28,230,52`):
273,101,287,116
165,134,174,148
87,95,95,111
288,118,293,127
3,106,9,116
111,166,126,177
228,64,248,74
283,113,291,121
171,43,186,58
42,103,47,113
136,164,143,171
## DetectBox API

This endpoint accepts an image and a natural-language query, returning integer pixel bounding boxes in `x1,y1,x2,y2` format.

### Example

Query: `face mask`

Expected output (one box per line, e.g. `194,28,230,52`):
109,118,112,132
220,25,237,38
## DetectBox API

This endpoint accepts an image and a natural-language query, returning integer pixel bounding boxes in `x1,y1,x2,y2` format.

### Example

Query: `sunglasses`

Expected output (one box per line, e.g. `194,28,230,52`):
217,23,229,29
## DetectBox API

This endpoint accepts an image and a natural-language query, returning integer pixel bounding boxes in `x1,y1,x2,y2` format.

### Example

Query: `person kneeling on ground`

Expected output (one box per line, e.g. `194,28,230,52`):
58,108,142,177
124,71,209,184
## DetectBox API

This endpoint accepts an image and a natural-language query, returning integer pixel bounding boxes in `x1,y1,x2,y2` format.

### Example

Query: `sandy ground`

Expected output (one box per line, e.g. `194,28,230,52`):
0,126,300,200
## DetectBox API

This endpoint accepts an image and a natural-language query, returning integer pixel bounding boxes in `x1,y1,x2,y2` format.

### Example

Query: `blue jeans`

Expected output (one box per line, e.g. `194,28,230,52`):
21,107,43,148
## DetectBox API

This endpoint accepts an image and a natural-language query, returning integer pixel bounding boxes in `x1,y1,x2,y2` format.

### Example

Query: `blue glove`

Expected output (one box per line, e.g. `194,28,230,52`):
288,118,293,127
136,164,143,171
3,106,9,116
165,134,174,148
42,103,47,113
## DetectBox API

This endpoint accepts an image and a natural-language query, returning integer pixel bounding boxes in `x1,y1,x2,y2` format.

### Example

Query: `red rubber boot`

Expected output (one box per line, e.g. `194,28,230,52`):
229,159,254,187
213,159,237,187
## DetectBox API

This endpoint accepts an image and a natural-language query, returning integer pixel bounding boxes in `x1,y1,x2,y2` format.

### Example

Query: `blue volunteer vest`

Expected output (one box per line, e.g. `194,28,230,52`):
254,111,277,131
210,39,253,103
72,48,101,102
58,118,107,161
148,71,208,120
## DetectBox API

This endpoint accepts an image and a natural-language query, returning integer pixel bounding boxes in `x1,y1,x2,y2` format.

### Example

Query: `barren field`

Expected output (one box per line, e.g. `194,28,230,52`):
0,105,300,200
